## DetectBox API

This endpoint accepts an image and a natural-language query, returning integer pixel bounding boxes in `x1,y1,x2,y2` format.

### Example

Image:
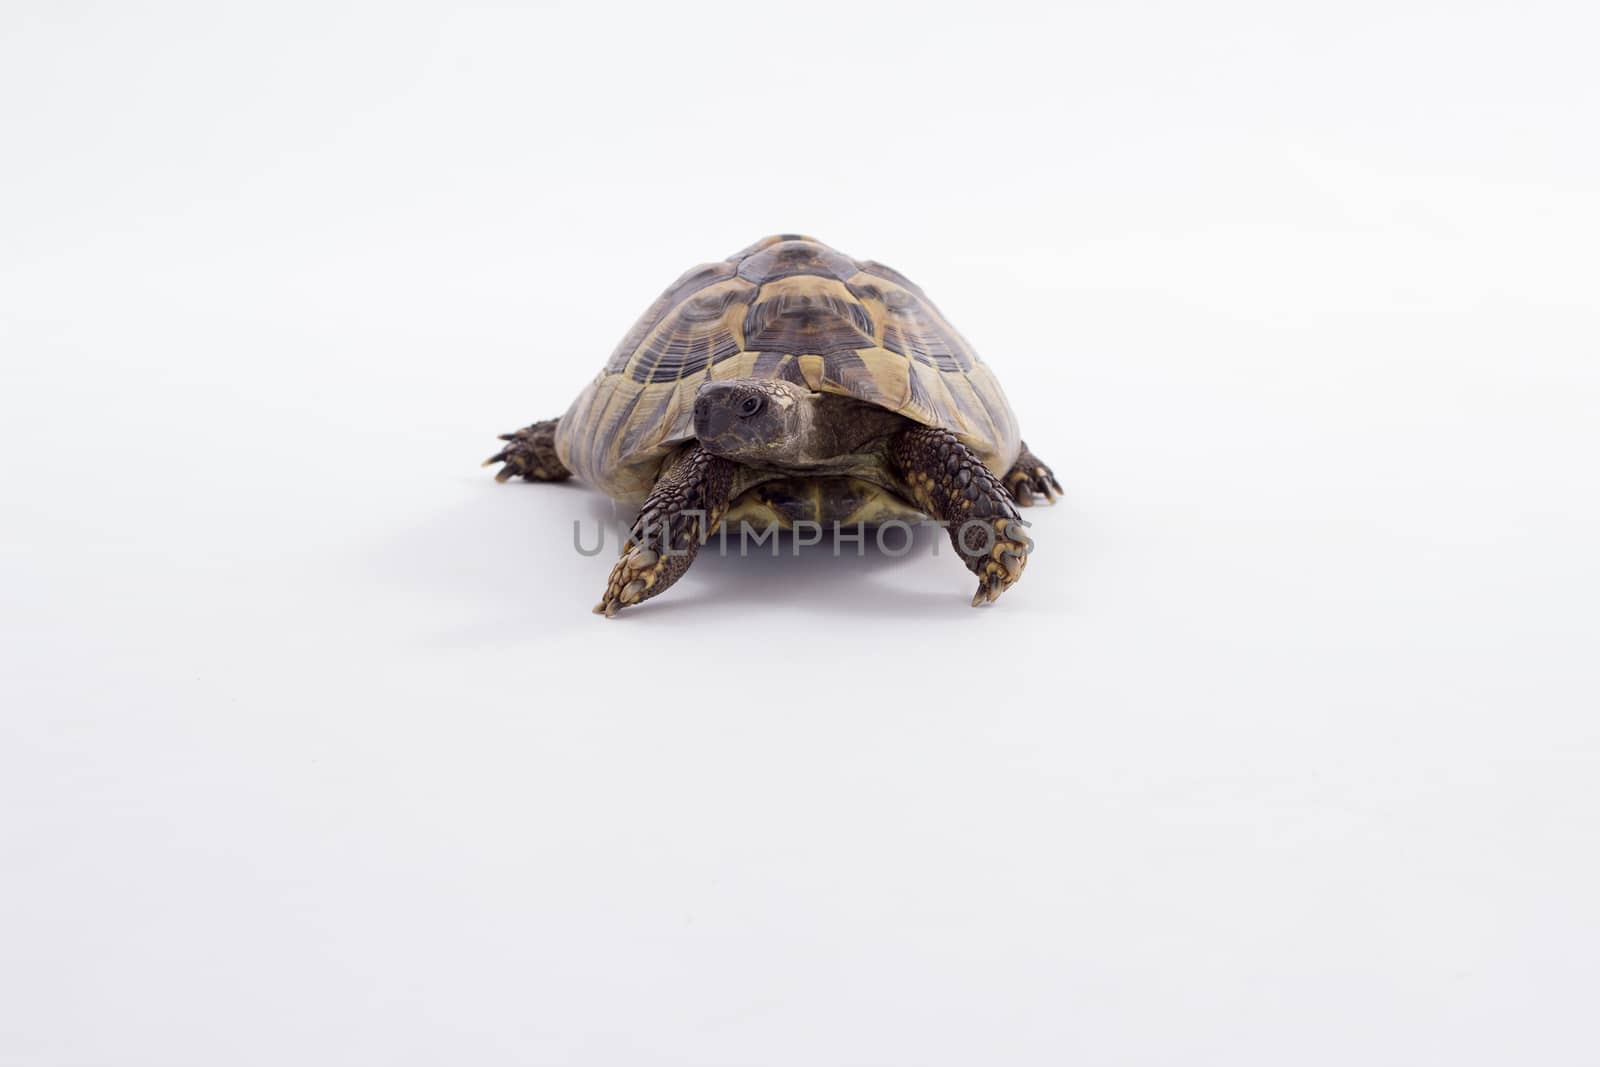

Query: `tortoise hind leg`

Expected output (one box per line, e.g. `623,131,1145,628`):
1003,440,1063,506
595,444,736,617
888,427,1033,606
484,418,570,483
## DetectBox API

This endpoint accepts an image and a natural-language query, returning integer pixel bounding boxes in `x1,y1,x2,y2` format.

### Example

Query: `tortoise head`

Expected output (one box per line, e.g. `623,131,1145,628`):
693,378,814,464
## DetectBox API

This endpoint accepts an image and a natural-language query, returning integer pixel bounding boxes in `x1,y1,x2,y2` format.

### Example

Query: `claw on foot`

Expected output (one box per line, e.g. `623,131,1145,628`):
594,543,671,618
483,421,570,483
971,576,1003,607
966,516,1033,607
1007,465,1063,506
481,454,520,483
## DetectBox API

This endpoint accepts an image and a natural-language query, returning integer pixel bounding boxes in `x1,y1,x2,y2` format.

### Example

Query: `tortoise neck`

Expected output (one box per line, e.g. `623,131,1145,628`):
784,393,909,467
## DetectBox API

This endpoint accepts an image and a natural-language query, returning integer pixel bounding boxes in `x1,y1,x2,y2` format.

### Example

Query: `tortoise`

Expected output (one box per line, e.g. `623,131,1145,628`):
485,234,1062,616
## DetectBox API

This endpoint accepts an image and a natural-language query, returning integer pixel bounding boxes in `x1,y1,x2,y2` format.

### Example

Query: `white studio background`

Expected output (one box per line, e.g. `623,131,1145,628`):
3,2,1597,1064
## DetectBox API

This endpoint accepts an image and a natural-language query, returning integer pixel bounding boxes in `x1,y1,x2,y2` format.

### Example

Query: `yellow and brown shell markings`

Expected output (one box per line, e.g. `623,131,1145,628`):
554,235,1021,504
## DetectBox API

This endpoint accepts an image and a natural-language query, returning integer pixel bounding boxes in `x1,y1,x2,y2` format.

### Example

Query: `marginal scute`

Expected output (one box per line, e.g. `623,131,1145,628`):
556,235,1021,502
818,349,889,407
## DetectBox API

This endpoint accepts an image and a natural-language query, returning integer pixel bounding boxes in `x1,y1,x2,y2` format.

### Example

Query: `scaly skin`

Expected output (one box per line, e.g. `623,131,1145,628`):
1003,440,1064,506
889,426,1033,605
483,419,570,482
595,445,736,617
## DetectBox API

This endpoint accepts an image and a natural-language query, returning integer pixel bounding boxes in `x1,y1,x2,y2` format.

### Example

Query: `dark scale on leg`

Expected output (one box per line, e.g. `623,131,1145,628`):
1003,440,1063,506
888,426,1033,606
595,444,736,617
484,418,570,482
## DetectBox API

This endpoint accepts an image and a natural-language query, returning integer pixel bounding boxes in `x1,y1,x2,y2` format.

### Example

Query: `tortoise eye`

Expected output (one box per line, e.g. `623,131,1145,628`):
738,395,764,418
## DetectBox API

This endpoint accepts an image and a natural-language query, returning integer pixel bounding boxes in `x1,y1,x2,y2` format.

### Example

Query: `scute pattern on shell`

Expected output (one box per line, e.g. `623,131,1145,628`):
556,235,1021,502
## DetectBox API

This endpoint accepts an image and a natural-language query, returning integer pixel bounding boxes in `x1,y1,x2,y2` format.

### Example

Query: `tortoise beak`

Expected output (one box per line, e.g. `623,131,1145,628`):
693,382,740,444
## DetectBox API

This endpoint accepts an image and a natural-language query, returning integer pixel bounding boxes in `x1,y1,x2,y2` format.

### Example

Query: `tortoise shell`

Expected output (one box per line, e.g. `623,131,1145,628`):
554,235,1021,502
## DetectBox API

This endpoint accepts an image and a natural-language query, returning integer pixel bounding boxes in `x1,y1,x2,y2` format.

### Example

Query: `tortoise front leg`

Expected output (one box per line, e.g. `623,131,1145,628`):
889,427,1033,606
595,444,736,617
